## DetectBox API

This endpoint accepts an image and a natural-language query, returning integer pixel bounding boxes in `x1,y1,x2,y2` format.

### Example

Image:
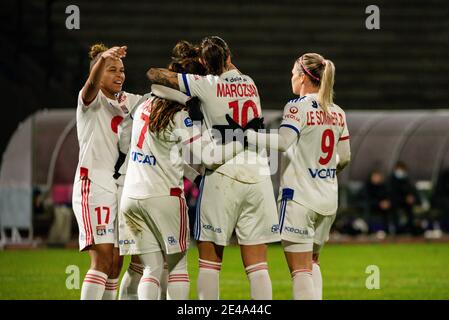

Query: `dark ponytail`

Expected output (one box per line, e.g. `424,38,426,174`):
201,36,231,75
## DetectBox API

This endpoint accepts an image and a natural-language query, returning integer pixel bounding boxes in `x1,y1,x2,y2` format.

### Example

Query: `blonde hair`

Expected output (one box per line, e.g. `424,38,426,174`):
88,43,108,69
296,53,335,113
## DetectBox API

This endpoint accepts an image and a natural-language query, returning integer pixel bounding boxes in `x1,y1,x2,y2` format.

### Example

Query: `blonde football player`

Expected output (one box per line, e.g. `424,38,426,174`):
147,36,280,300
241,53,351,299
72,44,141,300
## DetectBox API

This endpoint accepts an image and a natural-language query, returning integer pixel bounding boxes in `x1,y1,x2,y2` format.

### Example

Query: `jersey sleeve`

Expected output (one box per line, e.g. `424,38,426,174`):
279,100,305,136
177,73,216,98
126,92,143,115
339,111,350,141
78,90,101,112
246,125,298,152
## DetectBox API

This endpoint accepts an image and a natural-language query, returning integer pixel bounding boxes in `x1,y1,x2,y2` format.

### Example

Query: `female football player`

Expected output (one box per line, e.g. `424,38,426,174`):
242,53,351,299
147,36,280,300
72,43,141,300
119,44,244,300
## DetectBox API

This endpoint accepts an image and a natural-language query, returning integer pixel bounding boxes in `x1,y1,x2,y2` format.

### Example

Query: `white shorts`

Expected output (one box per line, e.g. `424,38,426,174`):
194,171,280,246
119,188,189,256
278,188,336,252
72,178,118,251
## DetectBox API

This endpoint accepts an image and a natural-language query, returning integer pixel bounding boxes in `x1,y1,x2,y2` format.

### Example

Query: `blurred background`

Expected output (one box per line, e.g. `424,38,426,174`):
1,0,449,299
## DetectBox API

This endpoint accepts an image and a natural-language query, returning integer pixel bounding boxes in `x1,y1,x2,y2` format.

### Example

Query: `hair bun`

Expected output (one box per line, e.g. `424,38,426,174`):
172,40,197,60
89,43,108,60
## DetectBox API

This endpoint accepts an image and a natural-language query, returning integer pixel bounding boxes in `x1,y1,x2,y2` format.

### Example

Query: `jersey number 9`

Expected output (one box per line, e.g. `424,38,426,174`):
319,129,335,165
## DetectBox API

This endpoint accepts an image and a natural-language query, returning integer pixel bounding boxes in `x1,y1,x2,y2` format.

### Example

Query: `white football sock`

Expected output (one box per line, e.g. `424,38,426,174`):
118,262,143,300
102,278,119,300
292,269,315,300
312,262,323,300
160,261,169,300
245,262,272,300
197,259,221,300
138,252,164,300
167,255,190,300
81,269,107,300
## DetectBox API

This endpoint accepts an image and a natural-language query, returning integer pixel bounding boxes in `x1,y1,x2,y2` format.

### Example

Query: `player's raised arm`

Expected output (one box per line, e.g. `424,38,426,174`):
245,99,304,152
173,112,244,170
146,68,180,90
81,45,127,105
246,125,298,152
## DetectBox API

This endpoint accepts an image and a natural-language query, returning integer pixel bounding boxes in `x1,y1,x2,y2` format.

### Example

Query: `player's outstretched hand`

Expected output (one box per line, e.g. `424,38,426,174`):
102,46,127,61
113,150,127,179
225,114,243,130
186,97,203,121
212,114,247,145
244,117,265,131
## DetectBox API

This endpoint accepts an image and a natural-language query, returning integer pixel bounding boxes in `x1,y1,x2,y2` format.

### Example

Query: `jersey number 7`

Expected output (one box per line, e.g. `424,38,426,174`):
137,112,150,149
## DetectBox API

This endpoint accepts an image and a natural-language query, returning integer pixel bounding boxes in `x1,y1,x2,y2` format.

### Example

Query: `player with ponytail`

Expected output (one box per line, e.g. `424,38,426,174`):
226,53,350,299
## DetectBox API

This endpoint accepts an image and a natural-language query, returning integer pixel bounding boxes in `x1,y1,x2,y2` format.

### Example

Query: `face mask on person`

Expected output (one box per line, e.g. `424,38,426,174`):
394,169,407,179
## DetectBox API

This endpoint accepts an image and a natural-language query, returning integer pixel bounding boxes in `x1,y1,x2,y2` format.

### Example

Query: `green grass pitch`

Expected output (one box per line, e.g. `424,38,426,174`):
1,243,449,300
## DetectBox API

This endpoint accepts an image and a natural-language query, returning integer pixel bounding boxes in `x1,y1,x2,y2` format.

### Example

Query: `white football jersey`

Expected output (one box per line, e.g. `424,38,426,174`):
122,96,200,199
279,93,349,215
117,94,150,179
178,69,270,183
75,89,142,192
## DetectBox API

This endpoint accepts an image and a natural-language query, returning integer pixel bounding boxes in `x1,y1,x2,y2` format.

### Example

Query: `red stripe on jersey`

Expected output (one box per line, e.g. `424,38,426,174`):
80,167,89,179
180,198,187,252
183,134,201,145
170,187,183,197
339,136,350,141
85,179,93,245
81,180,90,246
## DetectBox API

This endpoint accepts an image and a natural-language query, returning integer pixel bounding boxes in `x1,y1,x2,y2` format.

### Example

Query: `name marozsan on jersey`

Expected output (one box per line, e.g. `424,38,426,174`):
122,96,200,199
178,69,270,183
75,89,142,193
279,93,349,215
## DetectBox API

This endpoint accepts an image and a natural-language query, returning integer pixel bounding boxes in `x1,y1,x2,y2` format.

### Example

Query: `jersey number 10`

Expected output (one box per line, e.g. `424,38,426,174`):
228,100,259,127
319,129,335,165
